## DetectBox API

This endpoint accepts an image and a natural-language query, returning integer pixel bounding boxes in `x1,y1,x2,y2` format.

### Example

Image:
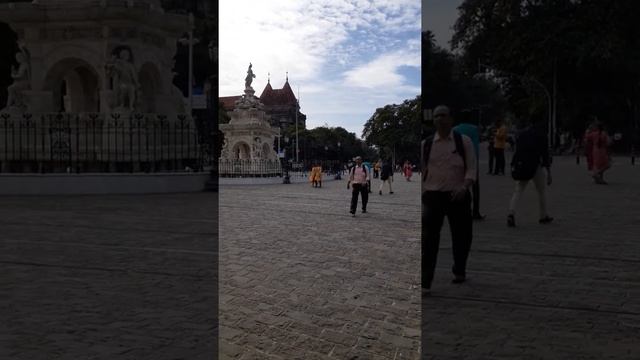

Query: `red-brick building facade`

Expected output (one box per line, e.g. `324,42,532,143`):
220,77,306,131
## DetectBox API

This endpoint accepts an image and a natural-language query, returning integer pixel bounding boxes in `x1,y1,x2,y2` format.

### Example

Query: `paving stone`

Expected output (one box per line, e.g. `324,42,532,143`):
1,193,218,359
422,153,640,359
220,176,421,358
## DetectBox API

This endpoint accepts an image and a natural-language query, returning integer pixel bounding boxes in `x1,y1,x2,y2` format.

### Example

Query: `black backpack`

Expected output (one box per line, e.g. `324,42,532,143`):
421,131,467,180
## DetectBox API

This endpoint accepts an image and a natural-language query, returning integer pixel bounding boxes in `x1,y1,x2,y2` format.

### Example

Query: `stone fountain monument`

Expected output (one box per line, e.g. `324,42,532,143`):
0,0,209,192
219,63,279,162
0,0,189,115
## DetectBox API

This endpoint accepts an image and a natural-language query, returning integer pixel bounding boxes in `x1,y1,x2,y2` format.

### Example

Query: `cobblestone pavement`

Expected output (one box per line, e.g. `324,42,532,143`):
423,153,640,359
219,175,422,359
3,153,638,359
1,194,218,359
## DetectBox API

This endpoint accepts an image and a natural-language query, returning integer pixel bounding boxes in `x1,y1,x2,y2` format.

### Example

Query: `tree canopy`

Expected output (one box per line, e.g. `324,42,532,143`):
451,0,640,138
363,96,422,165
422,30,507,134
281,124,375,163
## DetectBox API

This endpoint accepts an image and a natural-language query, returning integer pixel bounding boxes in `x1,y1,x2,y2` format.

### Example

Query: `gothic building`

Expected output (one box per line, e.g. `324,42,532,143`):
220,75,306,131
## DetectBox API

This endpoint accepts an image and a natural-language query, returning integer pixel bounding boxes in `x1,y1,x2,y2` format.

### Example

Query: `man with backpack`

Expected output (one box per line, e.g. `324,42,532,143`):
347,156,369,216
378,158,394,195
422,105,476,296
507,117,553,227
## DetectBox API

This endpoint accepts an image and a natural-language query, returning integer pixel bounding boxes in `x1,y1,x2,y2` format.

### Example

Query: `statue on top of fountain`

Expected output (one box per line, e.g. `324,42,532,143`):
245,63,255,90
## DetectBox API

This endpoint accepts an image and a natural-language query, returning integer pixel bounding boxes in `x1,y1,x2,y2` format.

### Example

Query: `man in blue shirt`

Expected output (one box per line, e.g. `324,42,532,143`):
454,117,485,220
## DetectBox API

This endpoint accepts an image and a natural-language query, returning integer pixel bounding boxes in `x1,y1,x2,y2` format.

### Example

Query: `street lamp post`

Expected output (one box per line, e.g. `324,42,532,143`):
283,136,290,184
476,63,553,147
336,141,342,180
295,99,299,163
178,13,199,114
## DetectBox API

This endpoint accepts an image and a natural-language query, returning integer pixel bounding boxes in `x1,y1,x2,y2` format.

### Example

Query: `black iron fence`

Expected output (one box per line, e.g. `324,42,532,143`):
284,159,344,181
288,160,343,174
218,159,282,177
218,159,345,180
0,112,210,173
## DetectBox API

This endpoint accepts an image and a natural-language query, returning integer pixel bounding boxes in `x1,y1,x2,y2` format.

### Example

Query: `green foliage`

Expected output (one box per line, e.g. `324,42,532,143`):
422,29,507,131
452,0,640,134
280,125,373,162
362,96,422,164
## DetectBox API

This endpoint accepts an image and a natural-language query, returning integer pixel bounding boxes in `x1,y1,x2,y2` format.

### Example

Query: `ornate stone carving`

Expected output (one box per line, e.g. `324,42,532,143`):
4,47,31,111
221,138,229,158
105,47,139,112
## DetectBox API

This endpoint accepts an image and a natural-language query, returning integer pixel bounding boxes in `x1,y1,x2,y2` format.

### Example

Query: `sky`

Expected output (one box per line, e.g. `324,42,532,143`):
219,0,421,138
422,0,463,50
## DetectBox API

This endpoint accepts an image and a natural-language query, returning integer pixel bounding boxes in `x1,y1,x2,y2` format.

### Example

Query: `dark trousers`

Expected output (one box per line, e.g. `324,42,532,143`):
422,191,472,289
472,168,481,216
350,183,368,213
488,144,495,173
494,148,505,174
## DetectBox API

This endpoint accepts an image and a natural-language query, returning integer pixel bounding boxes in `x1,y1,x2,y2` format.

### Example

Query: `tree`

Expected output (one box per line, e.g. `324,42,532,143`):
422,29,508,134
363,96,422,165
452,0,640,141
281,125,372,163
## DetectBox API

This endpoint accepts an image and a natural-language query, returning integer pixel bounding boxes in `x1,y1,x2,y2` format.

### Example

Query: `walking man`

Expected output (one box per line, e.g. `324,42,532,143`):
454,116,485,220
507,117,553,227
378,158,394,195
348,156,369,216
422,105,476,295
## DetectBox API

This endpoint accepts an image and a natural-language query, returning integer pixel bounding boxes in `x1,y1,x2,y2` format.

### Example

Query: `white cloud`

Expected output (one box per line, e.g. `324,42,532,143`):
342,49,420,89
219,0,420,137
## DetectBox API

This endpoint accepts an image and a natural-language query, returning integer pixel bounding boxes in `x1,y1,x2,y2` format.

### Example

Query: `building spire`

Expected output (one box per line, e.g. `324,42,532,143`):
286,71,288,82
268,72,270,84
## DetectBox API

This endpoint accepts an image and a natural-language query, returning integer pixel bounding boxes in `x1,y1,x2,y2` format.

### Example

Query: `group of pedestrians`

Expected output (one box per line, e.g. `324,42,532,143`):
421,105,556,296
324,104,614,301
308,163,323,188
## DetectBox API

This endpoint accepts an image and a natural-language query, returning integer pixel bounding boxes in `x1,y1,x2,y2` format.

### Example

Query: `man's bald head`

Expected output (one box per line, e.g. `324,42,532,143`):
433,105,450,117
433,105,453,134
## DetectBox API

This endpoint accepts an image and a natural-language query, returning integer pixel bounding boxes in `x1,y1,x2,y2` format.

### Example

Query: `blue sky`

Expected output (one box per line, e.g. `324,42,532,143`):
219,0,421,138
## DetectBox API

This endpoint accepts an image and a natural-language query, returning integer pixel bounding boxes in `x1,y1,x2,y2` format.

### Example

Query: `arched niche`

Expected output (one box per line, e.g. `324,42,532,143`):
138,62,164,113
43,58,101,113
231,141,251,160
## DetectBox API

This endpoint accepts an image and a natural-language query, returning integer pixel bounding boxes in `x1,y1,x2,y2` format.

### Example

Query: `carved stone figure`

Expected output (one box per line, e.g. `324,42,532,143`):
106,48,139,111
220,137,229,159
5,49,31,110
245,63,255,89
251,137,263,159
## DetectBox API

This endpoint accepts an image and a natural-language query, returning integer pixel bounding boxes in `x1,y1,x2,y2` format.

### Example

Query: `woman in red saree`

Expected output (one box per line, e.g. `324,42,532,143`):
583,123,596,173
403,160,413,181
585,122,611,184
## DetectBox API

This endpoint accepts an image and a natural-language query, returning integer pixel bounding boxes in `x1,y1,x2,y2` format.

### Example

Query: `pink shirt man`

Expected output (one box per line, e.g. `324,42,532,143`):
350,165,368,184
422,132,477,192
